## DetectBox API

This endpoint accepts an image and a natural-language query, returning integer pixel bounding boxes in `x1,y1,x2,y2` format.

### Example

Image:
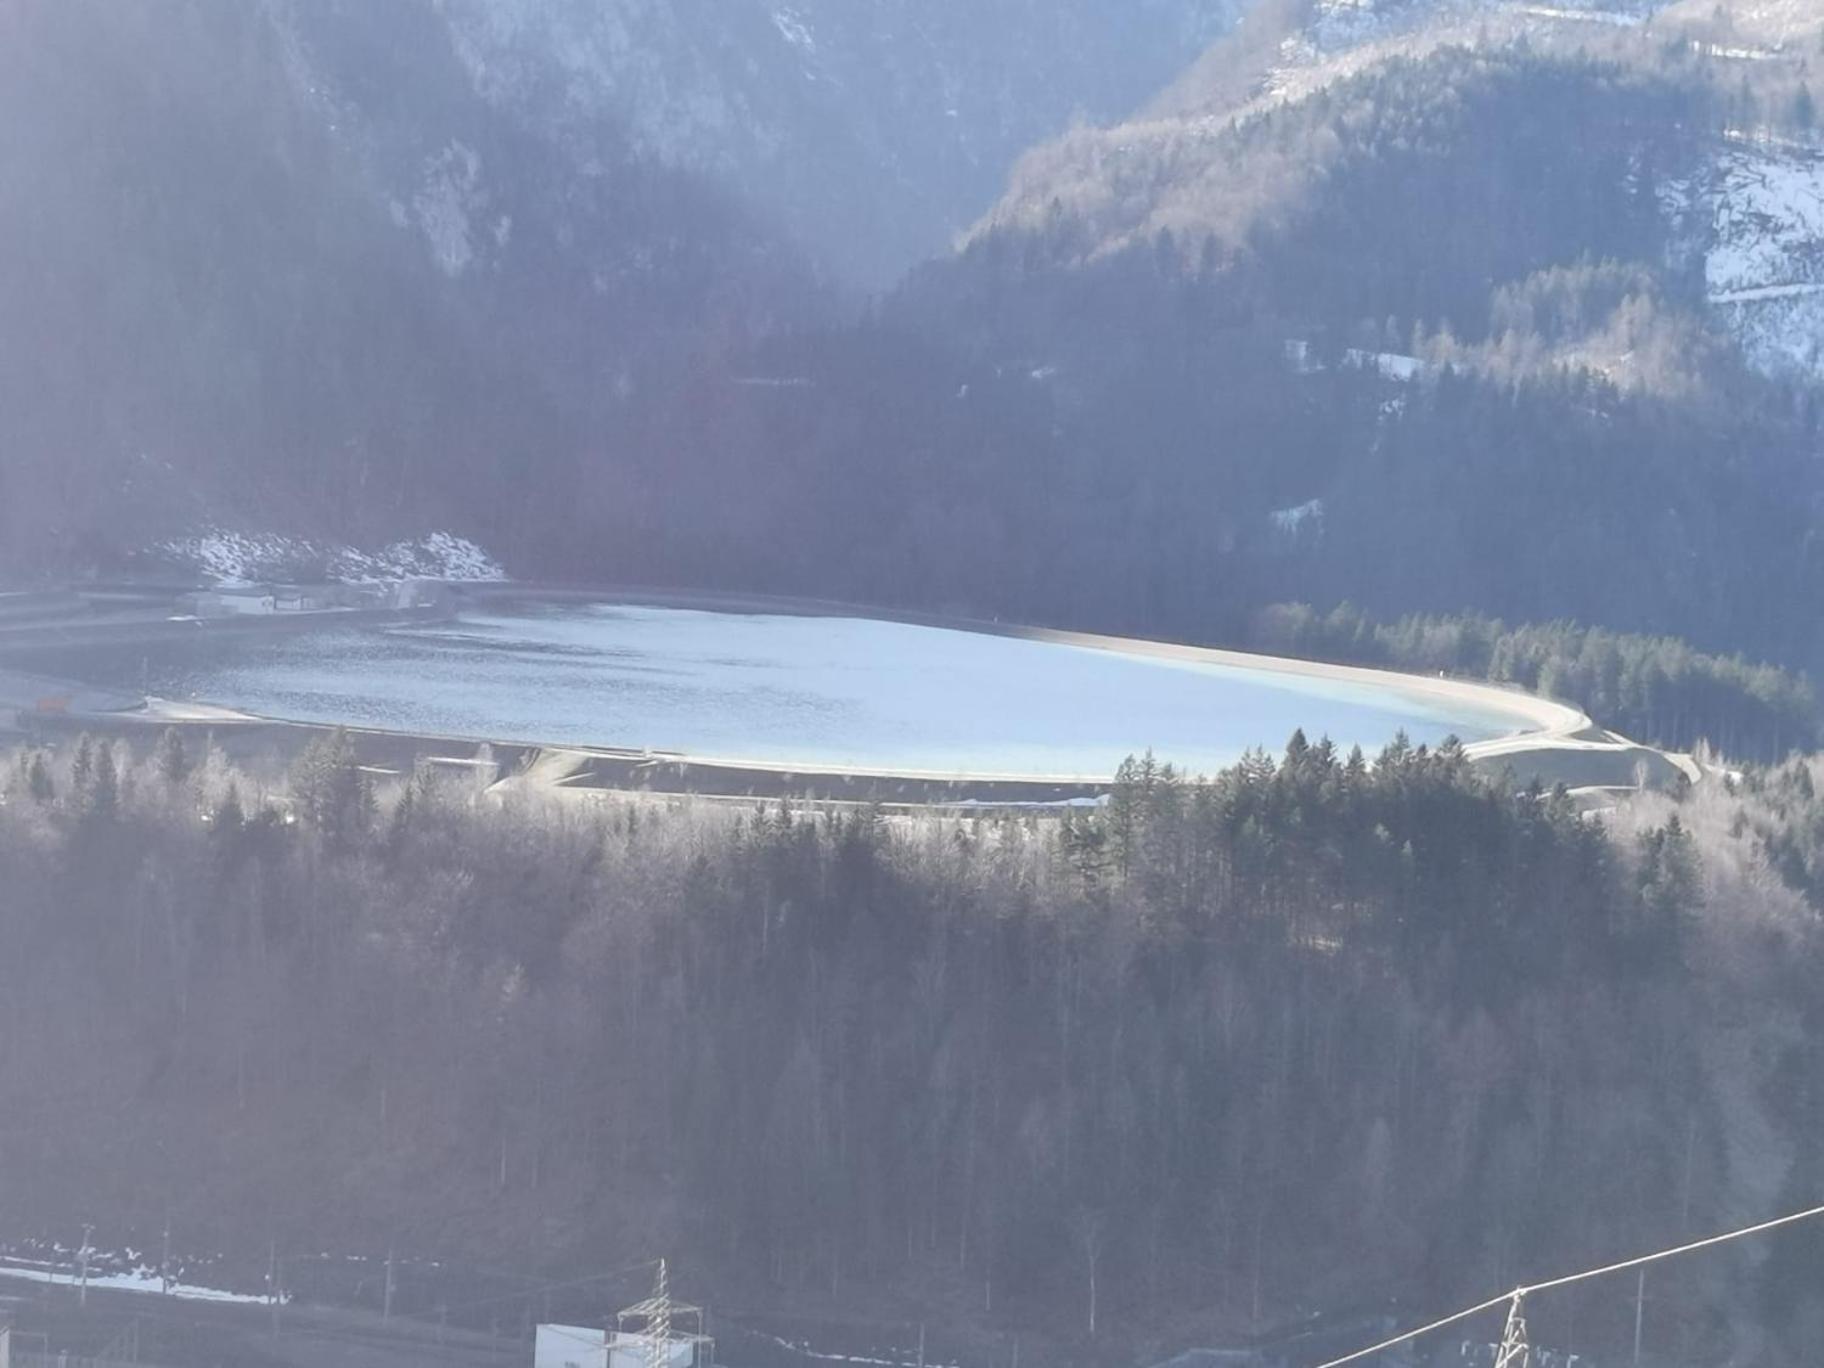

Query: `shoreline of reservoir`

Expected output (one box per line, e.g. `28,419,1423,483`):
0,583,1696,801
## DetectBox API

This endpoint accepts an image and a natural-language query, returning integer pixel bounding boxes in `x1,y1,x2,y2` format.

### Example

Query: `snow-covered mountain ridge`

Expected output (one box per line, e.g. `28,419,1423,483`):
1278,0,1824,379
973,0,1824,385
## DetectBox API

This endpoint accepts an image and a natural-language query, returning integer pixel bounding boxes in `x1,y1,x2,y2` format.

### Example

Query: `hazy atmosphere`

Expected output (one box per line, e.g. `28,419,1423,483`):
5,2,1824,1367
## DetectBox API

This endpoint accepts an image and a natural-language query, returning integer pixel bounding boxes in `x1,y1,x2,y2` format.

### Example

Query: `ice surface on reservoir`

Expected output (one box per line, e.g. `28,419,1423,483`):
40,603,1539,779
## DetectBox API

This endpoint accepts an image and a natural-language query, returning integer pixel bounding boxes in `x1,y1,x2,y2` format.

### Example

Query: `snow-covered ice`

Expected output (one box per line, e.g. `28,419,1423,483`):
30,602,1542,780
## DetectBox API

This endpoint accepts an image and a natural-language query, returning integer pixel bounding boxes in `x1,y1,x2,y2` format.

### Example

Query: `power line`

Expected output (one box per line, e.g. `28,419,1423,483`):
462,1256,663,1313
1523,1203,1824,1296
1306,1292,1516,1368
1312,1202,1824,1368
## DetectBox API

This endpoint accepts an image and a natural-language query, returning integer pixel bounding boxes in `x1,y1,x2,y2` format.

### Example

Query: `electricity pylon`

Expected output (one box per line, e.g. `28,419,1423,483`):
644,1260,673,1368
1493,1291,1530,1368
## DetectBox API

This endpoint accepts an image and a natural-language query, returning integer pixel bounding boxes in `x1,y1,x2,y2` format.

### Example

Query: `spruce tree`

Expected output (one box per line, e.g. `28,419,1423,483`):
154,727,192,786
290,728,374,847
70,734,94,799
26,752,53,804
91,741,118,819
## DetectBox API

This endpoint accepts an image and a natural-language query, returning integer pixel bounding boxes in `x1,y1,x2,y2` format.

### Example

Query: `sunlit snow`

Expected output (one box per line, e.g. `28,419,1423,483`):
157,531,506,587
0,1259,272,1306
1678,144,1824,380
35,603,1538,779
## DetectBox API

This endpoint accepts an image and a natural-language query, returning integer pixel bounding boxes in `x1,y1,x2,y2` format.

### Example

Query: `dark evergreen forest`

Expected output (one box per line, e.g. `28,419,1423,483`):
8,10,1824,1368
10,35,1824,743
1246,603,1819,761
1,730,1819,1363
464,48,1824,730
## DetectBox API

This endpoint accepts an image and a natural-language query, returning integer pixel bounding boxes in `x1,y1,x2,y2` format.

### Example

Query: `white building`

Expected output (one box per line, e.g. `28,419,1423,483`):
536,1324,608,1368
536,1325,700,1368
535,1262,712,1368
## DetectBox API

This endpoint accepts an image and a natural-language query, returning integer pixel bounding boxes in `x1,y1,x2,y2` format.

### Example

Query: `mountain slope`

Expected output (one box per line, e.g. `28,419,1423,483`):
439,0,1249,286
975,0,1824,382
0,0,813,571
6,0,1823,687
845,2,1824,668
0,0,1264,575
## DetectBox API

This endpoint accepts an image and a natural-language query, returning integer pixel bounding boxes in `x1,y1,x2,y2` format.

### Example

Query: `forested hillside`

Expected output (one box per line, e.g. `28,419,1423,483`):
8,0,1824,744
477,25,1824,700
896,33,1824,644
13,5,1824,1366
0,0,815,570
0,732,1818,1363
437,0,1247,286
1248,603,1820,760
0,0,1244,578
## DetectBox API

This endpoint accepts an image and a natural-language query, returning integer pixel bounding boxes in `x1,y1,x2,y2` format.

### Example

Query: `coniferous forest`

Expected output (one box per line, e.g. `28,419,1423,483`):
10,5,1824,1366
3,731,1822,1362
1246,604,1820,761
7,29,1824,702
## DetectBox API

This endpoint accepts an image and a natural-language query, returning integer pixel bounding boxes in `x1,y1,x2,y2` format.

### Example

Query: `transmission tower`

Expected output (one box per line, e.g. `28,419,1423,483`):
1492,1291,1530,1368
645,1261,673,1368
1314,1202,1824,1368
617,1257,712,1368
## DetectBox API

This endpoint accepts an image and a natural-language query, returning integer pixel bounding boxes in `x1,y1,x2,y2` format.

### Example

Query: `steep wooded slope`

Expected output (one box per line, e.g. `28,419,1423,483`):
439,0,1247,286
0,0,812,571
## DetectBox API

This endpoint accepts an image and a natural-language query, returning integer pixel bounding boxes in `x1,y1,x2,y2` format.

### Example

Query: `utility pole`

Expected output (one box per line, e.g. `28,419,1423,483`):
268,1239,281,1337
160,1223,171,1297
384,1246,396,1322
1633,1269,1646,1367
78,1224,94,1308
1680,1115,1696,1232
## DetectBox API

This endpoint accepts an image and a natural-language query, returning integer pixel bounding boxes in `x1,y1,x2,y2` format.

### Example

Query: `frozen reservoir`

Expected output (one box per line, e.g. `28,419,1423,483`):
28,600,1548,779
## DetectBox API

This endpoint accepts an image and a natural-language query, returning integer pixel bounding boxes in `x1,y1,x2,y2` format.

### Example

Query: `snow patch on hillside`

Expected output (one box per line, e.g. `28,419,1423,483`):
772,8,816,54
1660,0,1824,46
351,532,507,583
1298,0,1653,57
1263,0,1671,106
1705,147,1824,296
413,141,487,277
156,531,507,587
1518,3,1645,23
1345,348,1425,381
0,1258,275,1306
1712,288,1824,376
1669,144,1824,380
1271,498,1325,533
